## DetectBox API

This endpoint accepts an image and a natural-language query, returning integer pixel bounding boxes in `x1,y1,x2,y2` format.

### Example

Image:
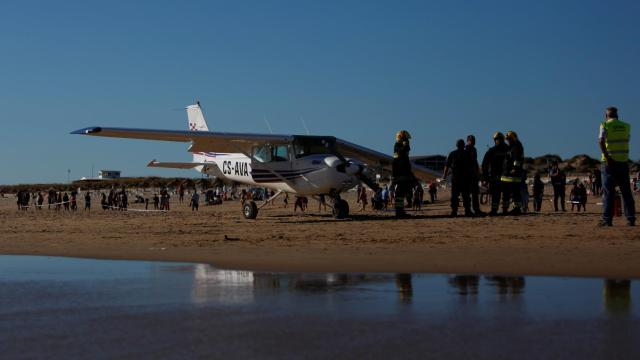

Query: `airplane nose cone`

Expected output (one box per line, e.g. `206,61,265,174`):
323,156,342,168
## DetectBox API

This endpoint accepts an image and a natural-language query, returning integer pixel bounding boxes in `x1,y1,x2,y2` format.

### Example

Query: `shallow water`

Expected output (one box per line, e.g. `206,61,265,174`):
0,256,638,359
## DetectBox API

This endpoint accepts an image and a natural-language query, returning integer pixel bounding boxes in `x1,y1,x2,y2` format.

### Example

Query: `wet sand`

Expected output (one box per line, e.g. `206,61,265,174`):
1,189,639,278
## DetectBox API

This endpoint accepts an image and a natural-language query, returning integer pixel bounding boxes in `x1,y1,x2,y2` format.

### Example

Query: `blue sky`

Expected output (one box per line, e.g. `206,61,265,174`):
1,0,638,184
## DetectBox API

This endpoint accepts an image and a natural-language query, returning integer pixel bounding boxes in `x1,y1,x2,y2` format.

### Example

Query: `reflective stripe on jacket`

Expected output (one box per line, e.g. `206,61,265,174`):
601,119,630,162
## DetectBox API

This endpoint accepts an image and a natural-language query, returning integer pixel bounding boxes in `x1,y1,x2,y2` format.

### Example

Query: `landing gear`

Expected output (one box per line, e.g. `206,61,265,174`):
332,199,349,219
242,201,258,219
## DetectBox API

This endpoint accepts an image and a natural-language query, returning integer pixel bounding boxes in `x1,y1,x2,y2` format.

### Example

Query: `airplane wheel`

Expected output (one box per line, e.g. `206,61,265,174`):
243,201,258,219
332,199,349,219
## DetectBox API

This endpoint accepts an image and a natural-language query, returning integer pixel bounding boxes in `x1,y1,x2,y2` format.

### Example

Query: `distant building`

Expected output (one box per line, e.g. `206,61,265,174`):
98,170,121,179
411,155,446,173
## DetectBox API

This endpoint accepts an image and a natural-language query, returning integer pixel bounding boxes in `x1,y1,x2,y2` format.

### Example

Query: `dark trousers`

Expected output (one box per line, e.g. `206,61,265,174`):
553,185,565,211
470,178,482,213
394,180,410,214
602,162,636,224
451,180,471,215
502,181,522,210
489,180,505,212
533,193,543,211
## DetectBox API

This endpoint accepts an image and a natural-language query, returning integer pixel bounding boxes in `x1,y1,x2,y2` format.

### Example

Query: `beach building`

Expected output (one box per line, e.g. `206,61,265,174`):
98,170,121,180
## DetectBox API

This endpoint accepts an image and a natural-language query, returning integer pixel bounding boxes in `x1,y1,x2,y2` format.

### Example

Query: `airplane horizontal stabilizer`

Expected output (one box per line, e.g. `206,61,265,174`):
147,160,206,169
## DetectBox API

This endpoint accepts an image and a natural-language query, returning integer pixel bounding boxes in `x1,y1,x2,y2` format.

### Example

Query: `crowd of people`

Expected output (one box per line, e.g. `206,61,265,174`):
388,106,636,226
7,107,637,226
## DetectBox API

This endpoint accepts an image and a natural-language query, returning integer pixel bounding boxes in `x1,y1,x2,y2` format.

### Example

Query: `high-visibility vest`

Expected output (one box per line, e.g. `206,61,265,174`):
601,119,630,162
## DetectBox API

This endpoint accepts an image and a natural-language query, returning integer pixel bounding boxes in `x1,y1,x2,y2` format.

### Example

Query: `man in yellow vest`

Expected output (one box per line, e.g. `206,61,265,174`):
599,106,635,226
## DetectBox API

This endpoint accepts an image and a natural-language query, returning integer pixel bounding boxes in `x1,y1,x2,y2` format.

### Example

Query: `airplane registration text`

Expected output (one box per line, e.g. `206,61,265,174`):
222,160,249,177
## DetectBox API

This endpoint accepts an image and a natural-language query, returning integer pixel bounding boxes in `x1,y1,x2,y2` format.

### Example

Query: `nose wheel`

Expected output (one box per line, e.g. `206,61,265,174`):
332,199,349,219
242,201,258,219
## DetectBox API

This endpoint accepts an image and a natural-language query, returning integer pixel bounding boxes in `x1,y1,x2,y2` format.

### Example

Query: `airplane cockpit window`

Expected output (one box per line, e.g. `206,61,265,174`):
252,145,272,163
252,144,289,163
272,145,289,162
292,136,336,158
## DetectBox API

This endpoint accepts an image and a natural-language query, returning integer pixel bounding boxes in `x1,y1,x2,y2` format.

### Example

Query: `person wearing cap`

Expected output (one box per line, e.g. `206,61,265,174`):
443,139,473,217
481,132,509,215
500,130,525,215
392,130,416,218
598,106,635,226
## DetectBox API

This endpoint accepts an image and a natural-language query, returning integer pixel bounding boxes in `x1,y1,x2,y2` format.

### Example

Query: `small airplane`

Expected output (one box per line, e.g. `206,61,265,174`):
72,102,440,219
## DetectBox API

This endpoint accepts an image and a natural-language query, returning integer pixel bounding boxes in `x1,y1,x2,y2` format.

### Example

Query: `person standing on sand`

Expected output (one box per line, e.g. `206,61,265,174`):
318,194,327,212
466,135,485,216
392,130,416,218
84,192,91,211
532,172,544,212
549,161,566,212
500,130,525,215
190,191,200,211
359,187,368,211
481,132,509,216
444,139,472,217
598,106,635,226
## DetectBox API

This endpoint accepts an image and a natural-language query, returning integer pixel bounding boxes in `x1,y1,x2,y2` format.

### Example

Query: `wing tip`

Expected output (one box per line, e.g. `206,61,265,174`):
70,127,102,135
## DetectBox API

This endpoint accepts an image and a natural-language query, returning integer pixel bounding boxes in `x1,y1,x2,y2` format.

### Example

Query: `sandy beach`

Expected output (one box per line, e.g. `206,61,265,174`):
1,189,638,278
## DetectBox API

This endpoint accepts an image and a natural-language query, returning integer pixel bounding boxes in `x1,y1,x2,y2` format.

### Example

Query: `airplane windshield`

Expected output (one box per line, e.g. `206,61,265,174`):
292,137,336,158
252,144,289,163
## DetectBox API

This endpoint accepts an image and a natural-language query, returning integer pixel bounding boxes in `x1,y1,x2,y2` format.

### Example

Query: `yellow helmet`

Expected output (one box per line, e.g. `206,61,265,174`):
396,130,411,141
506,130,518,140
493,131,505,141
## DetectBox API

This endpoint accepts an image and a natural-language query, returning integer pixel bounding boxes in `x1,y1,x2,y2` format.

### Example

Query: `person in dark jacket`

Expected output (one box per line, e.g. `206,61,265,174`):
500,130,524,215
549,161,566,212
532,172,544,212
466,135,485,216
444,139,472,217
481,132,509,216
392,130,416,218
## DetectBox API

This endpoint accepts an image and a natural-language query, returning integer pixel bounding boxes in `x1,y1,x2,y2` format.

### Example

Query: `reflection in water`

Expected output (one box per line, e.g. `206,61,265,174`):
448,275,479,296
188,265,638,322
2,256,640,359
395,273,413,302
191,266,405,304
485,276,526,296
604,279,632,314
192,265,255,304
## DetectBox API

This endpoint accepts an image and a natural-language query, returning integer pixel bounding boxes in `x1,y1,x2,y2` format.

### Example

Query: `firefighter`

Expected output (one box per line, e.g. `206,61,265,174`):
500,130,525,215
481,132,509,216
392,130,415,218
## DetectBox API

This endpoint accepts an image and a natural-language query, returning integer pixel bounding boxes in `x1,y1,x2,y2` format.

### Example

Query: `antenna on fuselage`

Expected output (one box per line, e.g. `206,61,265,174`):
264,115,274,134
301,117,310,135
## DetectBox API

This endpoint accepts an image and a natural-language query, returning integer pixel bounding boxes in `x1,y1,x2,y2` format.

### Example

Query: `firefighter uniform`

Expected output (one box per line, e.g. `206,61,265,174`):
481,132,509,215
392,130,415,218
500,131,525,215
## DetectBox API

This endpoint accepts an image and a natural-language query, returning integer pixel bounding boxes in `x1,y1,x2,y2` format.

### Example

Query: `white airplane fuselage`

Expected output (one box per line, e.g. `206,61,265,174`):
194,151,361,195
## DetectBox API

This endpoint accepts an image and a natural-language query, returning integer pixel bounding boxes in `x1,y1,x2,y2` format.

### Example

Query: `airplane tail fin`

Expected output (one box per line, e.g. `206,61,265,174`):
187,101,209,132
187,101,210,163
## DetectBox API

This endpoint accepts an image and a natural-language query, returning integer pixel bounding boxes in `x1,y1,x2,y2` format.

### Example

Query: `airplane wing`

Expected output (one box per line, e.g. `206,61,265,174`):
147,160,205,169
71,127,291,156
335,138,442,181
72,127,442,181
